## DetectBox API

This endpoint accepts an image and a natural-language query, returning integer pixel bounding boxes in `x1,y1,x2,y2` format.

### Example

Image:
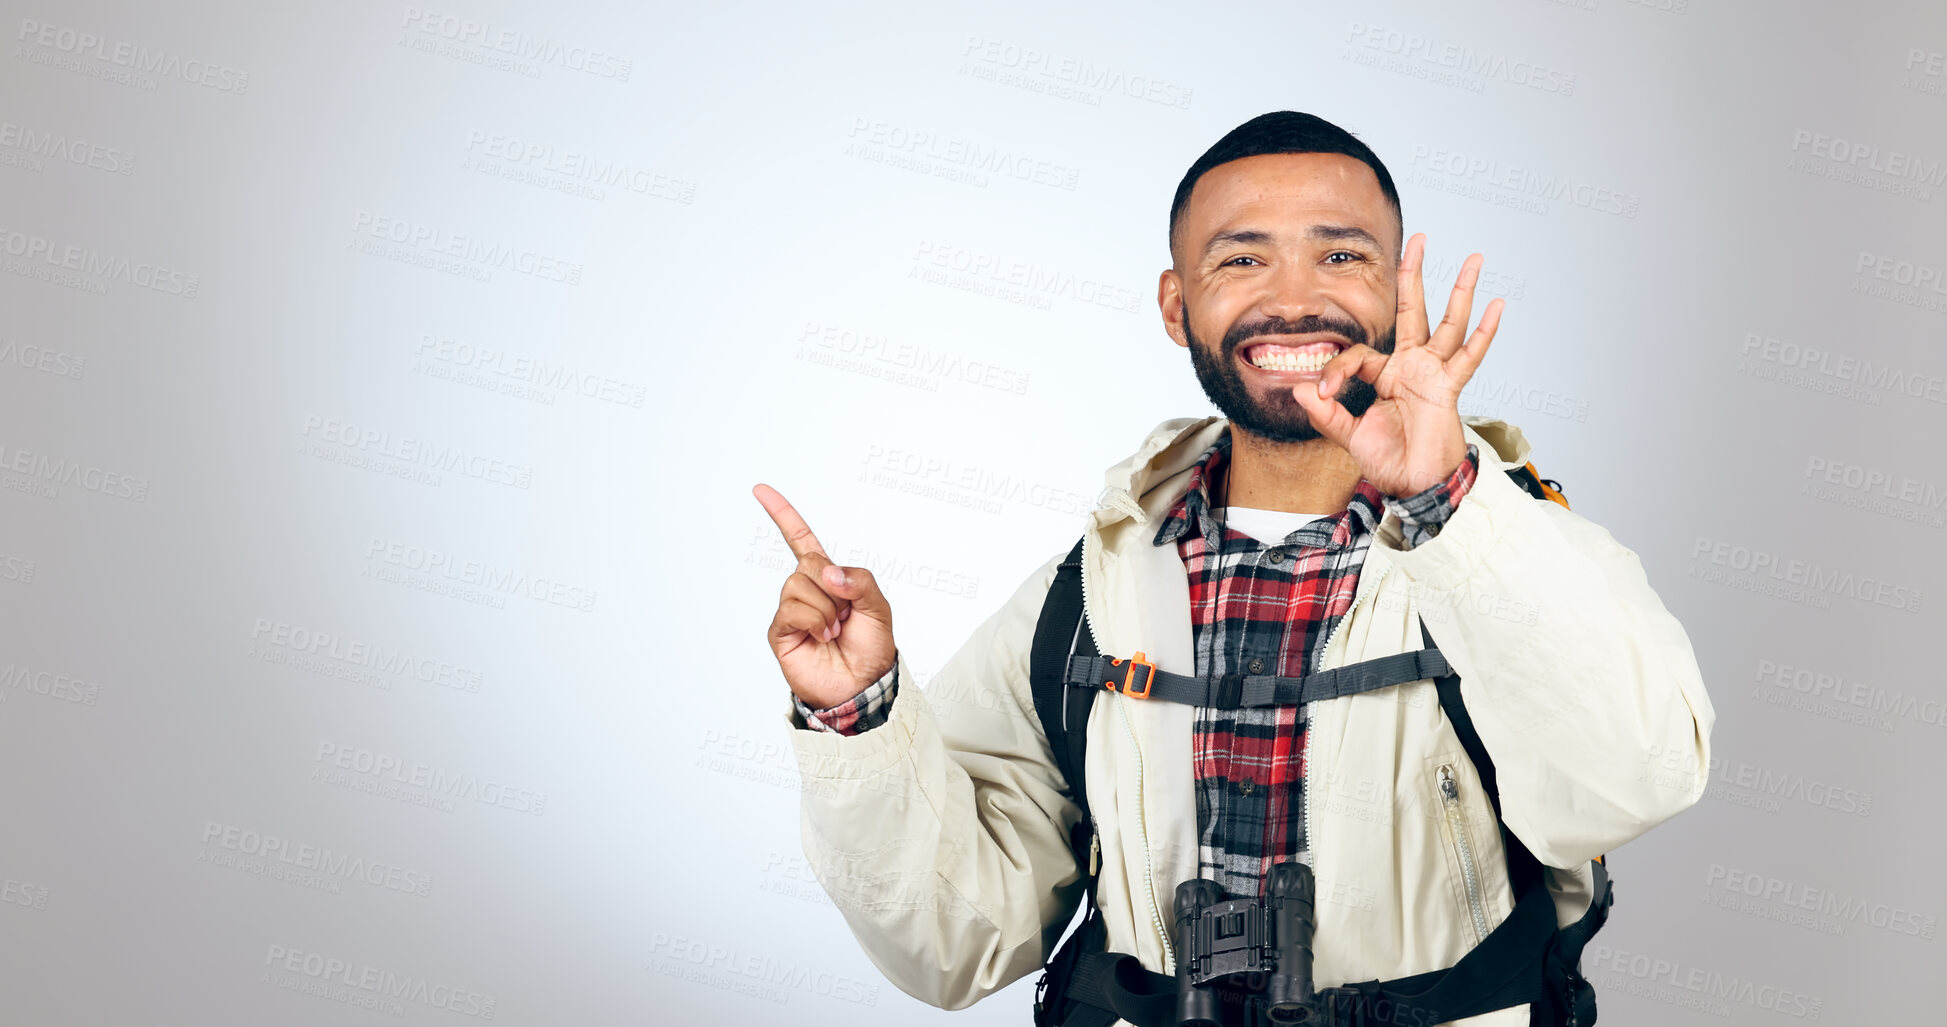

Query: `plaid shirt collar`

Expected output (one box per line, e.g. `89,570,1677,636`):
1152,428,1386,552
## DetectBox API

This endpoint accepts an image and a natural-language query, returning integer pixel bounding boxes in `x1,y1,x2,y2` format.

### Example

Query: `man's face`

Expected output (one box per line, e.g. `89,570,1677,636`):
1161,152,1401,443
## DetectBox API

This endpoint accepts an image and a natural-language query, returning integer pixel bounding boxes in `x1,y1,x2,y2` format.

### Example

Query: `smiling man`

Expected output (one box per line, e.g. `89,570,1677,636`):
755,111,1714,1027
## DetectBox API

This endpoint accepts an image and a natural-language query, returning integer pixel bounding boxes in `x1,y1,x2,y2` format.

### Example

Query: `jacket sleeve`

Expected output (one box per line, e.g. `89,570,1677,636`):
780,547,1086,1009
794,660,900,735
1374,452,1716,869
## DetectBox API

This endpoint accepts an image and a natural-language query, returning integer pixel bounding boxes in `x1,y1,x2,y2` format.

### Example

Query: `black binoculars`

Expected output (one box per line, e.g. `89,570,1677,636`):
1173,861,1320,1026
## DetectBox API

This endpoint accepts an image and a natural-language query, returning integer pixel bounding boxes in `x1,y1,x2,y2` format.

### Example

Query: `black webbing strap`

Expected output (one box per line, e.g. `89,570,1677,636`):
1340,860,1613,1026
1031,537,1098,876
1332,873,1563,1024
1064,647,1452,708
1065,951,1177,1027
1030,537,1111,1027
1424,616,1545,899
1063,875,1577,1027
1039,906,1118,1027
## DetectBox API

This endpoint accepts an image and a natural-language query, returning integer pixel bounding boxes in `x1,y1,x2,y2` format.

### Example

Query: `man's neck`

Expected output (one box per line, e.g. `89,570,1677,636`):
1218,423,1365,514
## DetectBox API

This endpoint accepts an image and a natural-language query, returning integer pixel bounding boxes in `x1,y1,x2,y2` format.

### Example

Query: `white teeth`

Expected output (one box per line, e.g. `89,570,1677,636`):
1246,347,1335,372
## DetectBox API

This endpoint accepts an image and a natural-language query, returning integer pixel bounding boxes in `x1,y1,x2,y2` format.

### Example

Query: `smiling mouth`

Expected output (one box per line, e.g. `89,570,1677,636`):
1239,339,1345,374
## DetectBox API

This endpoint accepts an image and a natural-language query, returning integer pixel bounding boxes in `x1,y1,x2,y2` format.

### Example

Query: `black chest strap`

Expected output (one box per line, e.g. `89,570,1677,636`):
1060,860,1610,1027
1065,646,1451,707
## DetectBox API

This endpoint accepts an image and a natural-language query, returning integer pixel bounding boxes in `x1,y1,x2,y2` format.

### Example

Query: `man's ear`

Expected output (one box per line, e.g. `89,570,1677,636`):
1158,270,1188,349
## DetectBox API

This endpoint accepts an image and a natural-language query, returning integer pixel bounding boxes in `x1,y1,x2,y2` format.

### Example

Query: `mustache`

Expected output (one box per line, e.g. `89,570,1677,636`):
1222,313,1369,354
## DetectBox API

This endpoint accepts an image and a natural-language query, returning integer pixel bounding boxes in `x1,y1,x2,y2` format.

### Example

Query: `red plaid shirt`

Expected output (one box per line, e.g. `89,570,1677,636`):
795,428,1479,900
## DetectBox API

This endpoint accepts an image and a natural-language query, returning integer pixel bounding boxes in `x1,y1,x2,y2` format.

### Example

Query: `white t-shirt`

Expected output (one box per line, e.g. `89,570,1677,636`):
1213,506,1335,547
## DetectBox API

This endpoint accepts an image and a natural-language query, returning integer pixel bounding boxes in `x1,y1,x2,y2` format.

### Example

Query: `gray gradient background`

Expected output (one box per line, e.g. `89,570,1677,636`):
0,0,1941,1023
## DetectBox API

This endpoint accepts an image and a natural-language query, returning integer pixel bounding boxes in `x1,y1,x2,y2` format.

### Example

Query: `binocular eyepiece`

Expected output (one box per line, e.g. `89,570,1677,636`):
1173,861,1319,1026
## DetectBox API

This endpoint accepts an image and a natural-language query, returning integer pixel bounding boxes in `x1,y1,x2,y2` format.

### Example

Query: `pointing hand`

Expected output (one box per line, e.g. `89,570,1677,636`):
753,483,897,709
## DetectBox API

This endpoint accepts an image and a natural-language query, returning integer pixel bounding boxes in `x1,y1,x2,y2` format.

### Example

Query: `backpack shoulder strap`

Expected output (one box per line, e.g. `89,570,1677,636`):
1029,535,1098,874
1029,536,1115,1027
1421,613,1545,897
1504,460,1570,509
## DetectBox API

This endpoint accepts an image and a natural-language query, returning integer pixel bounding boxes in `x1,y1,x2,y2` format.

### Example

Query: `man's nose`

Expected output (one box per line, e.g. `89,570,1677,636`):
1256,262,1329,324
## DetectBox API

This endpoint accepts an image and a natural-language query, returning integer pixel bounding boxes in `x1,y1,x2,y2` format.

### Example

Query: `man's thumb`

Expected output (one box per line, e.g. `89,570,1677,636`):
1291,381,1352,444
822,564,889,615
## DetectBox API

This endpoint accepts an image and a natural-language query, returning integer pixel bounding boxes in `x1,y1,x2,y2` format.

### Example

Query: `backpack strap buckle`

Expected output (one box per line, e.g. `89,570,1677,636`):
1104,651,1156,699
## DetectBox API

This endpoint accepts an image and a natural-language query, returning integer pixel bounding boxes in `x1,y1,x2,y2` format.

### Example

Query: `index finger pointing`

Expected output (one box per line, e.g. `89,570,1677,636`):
752,483,829,560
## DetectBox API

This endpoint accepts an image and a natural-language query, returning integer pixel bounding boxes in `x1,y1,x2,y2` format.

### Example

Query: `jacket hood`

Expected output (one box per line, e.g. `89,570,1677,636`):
1086,413,1535,536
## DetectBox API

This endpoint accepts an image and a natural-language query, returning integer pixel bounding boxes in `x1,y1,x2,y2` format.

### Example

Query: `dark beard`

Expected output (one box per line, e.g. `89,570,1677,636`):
1185,304,1395,443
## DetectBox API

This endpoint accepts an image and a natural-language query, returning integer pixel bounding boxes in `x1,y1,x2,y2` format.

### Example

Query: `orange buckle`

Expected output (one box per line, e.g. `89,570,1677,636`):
1105,651,1156,699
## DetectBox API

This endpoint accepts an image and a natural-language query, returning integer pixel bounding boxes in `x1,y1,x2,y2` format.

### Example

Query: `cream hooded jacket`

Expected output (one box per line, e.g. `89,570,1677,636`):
783,414,1715,1027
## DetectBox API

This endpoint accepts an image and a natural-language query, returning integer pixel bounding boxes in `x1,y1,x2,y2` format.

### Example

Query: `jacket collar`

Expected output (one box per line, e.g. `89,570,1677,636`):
1088,413,1534,548
1151,428,1387,552
1076,411,1533,682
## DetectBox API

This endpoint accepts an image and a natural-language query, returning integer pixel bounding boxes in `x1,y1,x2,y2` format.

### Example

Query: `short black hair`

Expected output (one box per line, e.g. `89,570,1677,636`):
1168,111,1402,265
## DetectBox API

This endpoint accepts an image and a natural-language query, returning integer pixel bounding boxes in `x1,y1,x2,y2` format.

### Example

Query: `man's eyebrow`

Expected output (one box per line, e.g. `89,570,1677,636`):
1201,228,1273,259
1201,224,1382,259
1308,224,1382,248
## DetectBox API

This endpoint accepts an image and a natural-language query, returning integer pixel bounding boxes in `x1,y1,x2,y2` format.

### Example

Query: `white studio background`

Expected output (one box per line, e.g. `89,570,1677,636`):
1,0,1941,1023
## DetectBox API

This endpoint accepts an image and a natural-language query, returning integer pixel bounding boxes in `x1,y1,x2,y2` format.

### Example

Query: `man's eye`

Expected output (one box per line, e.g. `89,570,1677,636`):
1223,256,1260,267
1325,251,1361,264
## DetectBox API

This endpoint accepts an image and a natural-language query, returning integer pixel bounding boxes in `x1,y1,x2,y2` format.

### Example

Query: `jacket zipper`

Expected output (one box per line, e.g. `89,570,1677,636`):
1080,528,1176,971
1438,763,1491,944
1301,567,1384,892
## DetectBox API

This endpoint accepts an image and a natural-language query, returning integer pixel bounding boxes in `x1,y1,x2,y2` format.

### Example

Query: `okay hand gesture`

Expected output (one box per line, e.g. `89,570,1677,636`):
1290,233,1502,497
